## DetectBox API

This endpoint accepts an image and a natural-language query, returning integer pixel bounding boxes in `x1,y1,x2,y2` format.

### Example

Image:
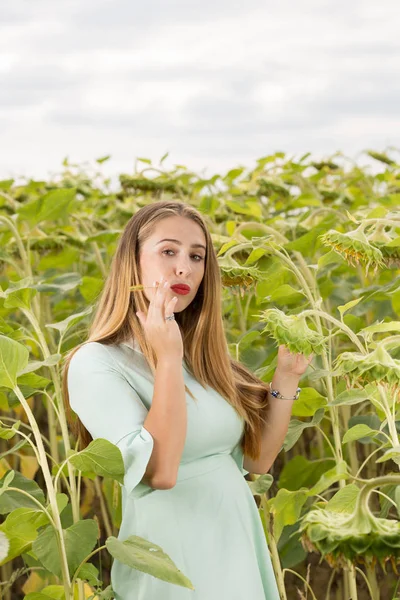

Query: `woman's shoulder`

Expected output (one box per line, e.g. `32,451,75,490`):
68,341,121,371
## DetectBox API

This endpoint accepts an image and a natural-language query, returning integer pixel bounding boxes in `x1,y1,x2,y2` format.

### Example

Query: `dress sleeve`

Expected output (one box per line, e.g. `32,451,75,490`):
67,342,154,495
231,442,250,476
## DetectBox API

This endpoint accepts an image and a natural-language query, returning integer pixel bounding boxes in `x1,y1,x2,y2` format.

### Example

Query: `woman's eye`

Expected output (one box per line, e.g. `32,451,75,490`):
162,249,204,261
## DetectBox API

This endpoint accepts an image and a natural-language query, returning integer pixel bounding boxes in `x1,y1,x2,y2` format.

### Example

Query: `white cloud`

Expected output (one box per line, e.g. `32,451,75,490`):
0,0,399,180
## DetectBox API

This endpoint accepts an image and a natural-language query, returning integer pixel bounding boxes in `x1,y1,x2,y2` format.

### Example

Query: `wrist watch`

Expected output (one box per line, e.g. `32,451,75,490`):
268,380,301,400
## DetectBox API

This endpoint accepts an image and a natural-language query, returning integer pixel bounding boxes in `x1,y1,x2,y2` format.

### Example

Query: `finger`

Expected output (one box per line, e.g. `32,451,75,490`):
147,280,159,319
154,279,170,321
166,295,178,315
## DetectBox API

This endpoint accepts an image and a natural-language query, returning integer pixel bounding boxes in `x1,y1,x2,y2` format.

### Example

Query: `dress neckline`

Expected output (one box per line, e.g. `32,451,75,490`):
120,338,188,371
120,337,143,354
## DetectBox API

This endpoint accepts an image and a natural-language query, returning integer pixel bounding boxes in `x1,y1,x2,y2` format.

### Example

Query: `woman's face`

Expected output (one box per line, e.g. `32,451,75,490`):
139,215,207,312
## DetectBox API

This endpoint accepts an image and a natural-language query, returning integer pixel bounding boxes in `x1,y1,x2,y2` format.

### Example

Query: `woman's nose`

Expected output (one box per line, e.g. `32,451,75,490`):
176,258,192,276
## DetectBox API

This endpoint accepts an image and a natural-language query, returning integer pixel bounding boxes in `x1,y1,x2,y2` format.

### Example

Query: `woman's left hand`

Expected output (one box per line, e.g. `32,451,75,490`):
276,344,314,377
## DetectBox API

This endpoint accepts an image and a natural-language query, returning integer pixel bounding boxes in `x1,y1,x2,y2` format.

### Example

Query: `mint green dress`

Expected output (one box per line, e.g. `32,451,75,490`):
67,340,280,600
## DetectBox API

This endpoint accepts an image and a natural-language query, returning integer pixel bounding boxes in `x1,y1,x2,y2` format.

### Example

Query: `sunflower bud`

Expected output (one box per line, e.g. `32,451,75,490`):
370,241,400,268
319,228,385,274
300,507,400,569
300,475,400,570
259,308,326,356
333,345,400,391
218,255,261,297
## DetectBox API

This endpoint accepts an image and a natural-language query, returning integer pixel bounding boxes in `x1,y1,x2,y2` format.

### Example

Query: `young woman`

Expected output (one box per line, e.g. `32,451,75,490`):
63,200,313,599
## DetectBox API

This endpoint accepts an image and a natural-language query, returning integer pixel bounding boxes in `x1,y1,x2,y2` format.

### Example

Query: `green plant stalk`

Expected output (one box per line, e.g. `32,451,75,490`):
0,416,52,449
226,238,358,595
262,245,345,468
354,474,400,521
21,308,59,465
342,405,360,476
94,477,113,539
259,243,365,596
234,221,288,245
0,191,20,211
0,562,12,600
12,429,41,463
42,294,57,349
355,446,384,478
0,216,41,319
358,218,400,229
347,562,358,599
325,568,337,600
354,566,376,600
20,306,80,522
4,486,56,528
70,543,106,593
282,568,318,600
365,562,380,600
260,497,287,600
91,242,107,279
243,290,253,326
13,387,71,598
235,295,246,334
299,309,367,354
377,384,400,451
75,215,107,278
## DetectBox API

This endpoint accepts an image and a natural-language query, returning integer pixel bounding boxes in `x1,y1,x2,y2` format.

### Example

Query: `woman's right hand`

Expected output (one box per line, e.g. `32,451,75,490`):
135,276,184,360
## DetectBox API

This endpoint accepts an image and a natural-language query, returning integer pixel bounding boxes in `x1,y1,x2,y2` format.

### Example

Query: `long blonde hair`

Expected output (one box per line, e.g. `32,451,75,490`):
62,200,269,460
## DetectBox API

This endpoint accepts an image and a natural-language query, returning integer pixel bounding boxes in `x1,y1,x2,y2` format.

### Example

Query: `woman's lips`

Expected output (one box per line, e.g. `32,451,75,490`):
171,285,190,295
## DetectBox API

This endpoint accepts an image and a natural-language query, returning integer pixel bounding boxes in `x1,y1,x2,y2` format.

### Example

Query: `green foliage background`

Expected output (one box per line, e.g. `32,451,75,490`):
0,149,400,599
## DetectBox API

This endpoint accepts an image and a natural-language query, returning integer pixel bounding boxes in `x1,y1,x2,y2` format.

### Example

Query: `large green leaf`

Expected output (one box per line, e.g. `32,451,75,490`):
337,297,363,319
20,354,62,375
0,507,46,565
248,474,273,496
342,424,378,444
291,388,327,417
32,519,98,578
34,273,82,294
0,335,29,389
0,470,45,514
308,460,349,496
278,456,334,491
79,276,104,303
267,489,309,542
328,388,370,407
69,439,125,483
325,484,360,514
277,522,307,569
24,585,66,600
0,494,67,564
45,306,93,335
283,408,325,451
0,420,21,440
3,287,37,311
106,535,195,589
17,187,76,225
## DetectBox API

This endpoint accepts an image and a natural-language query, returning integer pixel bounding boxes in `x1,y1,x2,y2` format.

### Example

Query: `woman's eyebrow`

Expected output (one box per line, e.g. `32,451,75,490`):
155,238,206,251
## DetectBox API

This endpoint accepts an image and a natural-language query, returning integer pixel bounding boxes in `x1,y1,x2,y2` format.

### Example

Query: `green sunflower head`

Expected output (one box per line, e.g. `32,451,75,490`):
300,507,400,569
258,308,326,357
333,345,400,390
319,228,385,275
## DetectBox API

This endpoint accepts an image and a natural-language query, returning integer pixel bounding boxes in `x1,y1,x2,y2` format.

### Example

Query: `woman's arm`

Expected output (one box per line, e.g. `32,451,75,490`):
143,355,187,489
243,369,300,475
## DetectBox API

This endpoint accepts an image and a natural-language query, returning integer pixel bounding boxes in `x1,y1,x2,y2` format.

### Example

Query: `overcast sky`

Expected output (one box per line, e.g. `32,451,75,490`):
1,0,399,181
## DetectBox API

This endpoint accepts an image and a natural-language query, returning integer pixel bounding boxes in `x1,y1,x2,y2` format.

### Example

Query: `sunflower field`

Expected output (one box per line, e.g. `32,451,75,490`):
0,149,400,600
